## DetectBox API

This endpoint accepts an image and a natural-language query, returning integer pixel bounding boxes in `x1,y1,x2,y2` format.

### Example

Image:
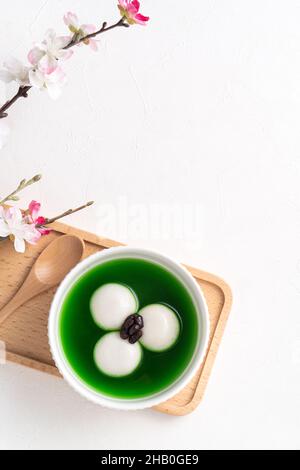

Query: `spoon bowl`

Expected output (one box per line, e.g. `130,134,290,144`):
35,235,85,285
0,235,85,326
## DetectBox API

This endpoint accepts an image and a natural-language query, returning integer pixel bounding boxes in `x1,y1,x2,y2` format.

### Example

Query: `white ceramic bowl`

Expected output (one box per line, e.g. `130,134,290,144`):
48,247,210,410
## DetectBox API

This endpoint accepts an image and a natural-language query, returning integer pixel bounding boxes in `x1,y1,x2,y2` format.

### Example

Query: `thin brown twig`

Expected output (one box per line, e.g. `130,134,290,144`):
0,17,128,119
37,201,94,226
0,86,31,118
64,17,128,50
0,174,42,204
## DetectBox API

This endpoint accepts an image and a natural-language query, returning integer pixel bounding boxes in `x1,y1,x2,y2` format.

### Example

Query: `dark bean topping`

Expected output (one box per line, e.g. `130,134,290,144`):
129,330,143,344
128,323,140,336
122,314,136,330
120,314,136,336
120,314,144,344
134,314,144,328
120,328,129,340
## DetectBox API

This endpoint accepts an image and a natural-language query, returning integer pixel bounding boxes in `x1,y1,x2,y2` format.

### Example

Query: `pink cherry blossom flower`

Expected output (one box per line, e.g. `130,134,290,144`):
26,201,51,236
28,29,73,75
118,0,149,26
29,67,67,100
0,206,41,253
64,12,98,51
0,58,30,86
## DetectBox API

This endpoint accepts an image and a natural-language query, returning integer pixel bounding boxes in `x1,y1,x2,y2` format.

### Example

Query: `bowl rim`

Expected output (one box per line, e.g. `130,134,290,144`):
48,246,210,410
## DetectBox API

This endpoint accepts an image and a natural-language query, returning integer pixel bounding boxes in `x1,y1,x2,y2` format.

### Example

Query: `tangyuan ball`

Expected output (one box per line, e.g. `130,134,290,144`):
90,283,138,330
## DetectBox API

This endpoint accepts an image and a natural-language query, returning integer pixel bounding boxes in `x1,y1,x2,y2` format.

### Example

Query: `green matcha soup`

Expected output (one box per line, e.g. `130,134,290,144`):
59,258,199,399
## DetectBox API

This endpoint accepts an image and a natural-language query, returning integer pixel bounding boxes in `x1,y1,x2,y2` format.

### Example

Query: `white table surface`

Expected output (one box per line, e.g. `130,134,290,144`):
0,0,299,450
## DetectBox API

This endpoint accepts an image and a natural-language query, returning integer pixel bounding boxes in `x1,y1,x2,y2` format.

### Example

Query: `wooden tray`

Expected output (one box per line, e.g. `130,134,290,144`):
0,221,232,416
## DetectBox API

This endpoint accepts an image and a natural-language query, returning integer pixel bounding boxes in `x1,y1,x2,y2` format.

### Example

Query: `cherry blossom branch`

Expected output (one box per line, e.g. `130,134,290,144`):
0,86,31,119
0,17,128,120
0,174,94,222
64,17,128,50
0,174,41,204
0,174,95,252
37,201,94,226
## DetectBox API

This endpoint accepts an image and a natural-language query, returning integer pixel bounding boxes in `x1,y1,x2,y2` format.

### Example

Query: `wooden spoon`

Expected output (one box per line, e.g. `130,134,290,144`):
0,235,85,326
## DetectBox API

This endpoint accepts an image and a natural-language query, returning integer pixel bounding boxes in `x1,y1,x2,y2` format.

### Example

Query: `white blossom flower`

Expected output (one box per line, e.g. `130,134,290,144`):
0,120,10,150
28,29,73,75
0,206,41,253
0,58,30,86
29,67,67,100
64,12,79,33
64,12,99,51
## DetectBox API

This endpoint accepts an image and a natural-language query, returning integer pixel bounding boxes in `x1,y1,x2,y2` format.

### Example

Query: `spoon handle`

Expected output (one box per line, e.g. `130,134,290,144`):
0,274,45,326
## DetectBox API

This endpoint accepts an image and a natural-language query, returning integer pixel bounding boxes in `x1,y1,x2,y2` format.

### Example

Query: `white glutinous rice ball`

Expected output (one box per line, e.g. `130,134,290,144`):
139,304,180,351
90,283,138,330
94,332,142,377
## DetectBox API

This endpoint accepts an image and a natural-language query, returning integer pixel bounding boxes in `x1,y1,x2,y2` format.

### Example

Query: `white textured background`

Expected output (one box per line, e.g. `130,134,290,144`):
0,0,300,450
